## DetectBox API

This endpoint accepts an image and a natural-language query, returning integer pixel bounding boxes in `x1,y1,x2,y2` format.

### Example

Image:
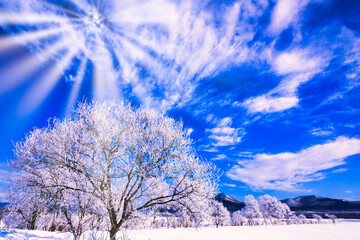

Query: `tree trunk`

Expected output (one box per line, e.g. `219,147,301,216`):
73,229,83,240
29,221,36,230
109,226,120,240
29,213,37,230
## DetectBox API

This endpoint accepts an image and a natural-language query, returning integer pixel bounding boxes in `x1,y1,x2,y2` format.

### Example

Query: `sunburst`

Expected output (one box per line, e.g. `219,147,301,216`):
0,0,245,115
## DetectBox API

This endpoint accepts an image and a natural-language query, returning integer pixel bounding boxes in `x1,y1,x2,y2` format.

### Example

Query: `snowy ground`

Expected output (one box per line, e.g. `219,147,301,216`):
1,222,360,240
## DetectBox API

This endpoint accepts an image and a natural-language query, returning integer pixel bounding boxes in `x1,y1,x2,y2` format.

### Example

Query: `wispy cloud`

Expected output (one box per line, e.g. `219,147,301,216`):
243,96,299,114
322,28,360,105
267,0,310,35
206,117,245,147
226,137,360,191
332,168,347,174
186,128,194,136
223,183,237,188
273,50,324,75
310,127,334,136
342,28,360,84
212,154,227,161
243,48,328,114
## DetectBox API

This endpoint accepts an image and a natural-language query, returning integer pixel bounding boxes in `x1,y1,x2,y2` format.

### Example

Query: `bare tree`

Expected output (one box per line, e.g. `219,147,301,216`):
11,101,218,239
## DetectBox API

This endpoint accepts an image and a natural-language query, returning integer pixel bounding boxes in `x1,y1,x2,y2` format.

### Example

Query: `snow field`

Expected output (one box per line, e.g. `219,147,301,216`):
127,222,360,240
1,222,360,240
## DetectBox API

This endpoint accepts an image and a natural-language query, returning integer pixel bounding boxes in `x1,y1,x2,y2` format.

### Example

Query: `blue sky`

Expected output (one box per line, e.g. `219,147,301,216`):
0,0,360,201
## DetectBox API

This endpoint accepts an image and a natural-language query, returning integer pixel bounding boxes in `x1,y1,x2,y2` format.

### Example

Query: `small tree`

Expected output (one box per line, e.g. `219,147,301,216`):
298,214,307,224
210,201,231,228
3,173,51,230
258,194,290,225
231,211,247,226
11,101,218,239
58,187,97,239
312,214,322,224
325,214,337,225
242,195,262,226
288,214,299,224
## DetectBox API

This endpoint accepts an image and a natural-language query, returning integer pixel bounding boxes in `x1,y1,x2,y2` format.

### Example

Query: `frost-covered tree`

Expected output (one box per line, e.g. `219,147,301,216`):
312,214,322,224
258,194,290,225
3,173,52,230
11,101,218,239
325,214,337,225
288,214,299,224
297,214,307,224
58,187,98,239
209,201,231,228
231,211,247,226
242,195,262,226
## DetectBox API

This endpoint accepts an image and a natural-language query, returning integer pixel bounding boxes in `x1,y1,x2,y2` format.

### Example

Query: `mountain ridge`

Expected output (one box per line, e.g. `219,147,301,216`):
214,193,360,214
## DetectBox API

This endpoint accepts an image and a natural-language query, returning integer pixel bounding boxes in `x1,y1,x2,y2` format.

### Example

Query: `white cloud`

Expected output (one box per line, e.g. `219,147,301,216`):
223,183,237,188
332,168,347,173
323,28,360,104
110,0,265,110
274,50,324,75
243,96,299,114
186,128,194,136
206,114,216,124
243,48,328,114
267,0,309,35
321,27,360,105
310,127,334,136
345,190,352,193
343,28,360,82
212,154,227,161
226,137,360,191
206,117,245,146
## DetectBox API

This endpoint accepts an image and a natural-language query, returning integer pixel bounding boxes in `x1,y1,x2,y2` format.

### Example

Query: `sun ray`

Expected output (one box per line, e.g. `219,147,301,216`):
0,39,69,94
64,57,87,116
41,2,84,19
92,49,121,101
0,12,67,24
0,25,72,52
0,0,223,113
68,0,95,14
18,47,79,116
105,24,176,71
